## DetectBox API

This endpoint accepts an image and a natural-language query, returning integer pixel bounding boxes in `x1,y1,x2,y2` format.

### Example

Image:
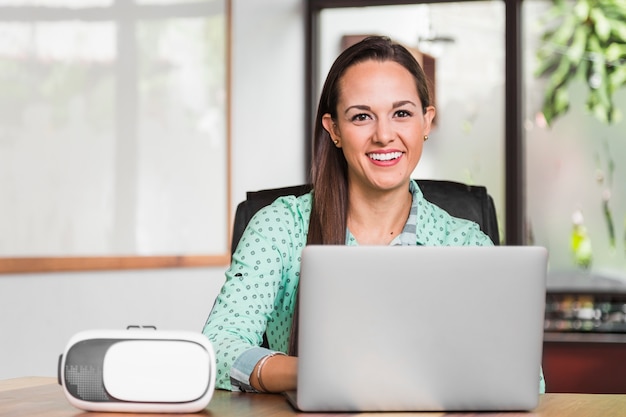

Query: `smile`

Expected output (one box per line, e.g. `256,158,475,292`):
368,152,403,161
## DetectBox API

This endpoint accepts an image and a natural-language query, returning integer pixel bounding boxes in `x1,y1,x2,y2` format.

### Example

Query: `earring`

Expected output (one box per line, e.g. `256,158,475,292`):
333,139,339,146
424,135,429,141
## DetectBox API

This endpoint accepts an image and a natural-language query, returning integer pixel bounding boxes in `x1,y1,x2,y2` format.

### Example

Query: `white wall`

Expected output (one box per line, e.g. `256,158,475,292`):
0,0,305,380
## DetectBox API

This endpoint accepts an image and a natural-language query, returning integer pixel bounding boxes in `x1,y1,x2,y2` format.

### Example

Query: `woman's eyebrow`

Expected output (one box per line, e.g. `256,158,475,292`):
344,104,371,115
392,100,417,108
344,100,417,115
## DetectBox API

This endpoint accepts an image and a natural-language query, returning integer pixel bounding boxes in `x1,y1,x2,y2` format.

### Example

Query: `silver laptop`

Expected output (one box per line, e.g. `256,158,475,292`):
287,245,547,412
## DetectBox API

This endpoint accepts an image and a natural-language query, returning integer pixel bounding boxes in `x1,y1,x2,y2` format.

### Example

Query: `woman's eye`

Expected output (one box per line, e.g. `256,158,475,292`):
395,110,412,118
351,113,370,122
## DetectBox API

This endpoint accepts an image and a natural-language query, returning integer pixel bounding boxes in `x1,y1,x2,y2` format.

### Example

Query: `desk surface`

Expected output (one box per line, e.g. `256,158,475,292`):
2,377,626,417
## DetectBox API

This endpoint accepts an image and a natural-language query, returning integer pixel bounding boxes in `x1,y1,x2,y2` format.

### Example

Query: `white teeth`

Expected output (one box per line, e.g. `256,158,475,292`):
368,152,402,161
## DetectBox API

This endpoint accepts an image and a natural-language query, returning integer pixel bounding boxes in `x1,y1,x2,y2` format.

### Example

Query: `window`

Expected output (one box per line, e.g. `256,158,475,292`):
0,0,230,272
523,0,626,281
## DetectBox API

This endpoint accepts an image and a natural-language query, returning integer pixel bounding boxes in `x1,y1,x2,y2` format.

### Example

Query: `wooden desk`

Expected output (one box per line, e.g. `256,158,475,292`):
2,377,626,417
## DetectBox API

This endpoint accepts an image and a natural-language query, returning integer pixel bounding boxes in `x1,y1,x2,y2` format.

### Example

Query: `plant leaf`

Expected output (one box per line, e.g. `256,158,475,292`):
568,24,590,63
574,0,590,20
591,7,611,42
609,64,626,89
607,16,626,42
605,43,626,64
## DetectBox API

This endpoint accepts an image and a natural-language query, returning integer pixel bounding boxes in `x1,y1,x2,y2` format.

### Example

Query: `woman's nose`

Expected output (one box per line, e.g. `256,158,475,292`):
373,119,395,145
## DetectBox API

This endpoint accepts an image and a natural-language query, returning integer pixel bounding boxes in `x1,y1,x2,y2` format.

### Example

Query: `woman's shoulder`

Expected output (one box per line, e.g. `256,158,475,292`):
415,190,493,246
235,191,313,258
273,190,313,208
248,191,313,228
265,191,313,215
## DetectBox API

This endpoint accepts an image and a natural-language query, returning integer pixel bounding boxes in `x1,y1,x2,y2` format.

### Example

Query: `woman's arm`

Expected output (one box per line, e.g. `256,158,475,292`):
203,194,311,391
250,354,298,393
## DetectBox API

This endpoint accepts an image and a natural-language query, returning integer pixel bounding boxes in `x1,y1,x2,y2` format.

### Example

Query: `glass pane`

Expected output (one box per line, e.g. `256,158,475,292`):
136,16,227,254
524,1,626,281
318,2,506,242
0,4,229,258
0,21,116,256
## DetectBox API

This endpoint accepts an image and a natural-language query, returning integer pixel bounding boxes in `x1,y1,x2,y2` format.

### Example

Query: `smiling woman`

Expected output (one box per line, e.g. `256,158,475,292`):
0,0,232,273
202,36,495,394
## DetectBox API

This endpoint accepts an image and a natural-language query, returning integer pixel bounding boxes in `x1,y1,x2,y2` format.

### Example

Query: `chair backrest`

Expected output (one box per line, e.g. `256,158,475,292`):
231,179,500,254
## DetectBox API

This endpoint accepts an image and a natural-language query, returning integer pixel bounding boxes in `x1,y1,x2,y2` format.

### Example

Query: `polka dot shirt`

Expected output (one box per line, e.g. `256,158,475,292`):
202,180,494,391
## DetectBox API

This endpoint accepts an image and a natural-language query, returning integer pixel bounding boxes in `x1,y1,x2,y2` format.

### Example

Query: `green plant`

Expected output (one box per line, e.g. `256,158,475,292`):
535,0,626,126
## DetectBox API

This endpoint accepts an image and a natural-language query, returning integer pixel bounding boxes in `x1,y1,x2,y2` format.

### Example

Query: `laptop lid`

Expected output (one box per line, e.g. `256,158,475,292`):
293,245,547,412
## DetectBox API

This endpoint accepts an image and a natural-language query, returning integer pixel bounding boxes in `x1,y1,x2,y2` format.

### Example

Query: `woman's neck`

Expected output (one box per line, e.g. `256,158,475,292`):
346,183,412,245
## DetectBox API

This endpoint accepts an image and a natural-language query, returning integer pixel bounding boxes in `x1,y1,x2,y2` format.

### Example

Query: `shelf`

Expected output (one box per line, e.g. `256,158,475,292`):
544,332,626,344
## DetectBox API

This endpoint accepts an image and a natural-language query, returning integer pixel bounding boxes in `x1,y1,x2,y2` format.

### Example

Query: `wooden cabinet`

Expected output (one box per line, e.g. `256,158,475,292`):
543,274,626,393
543,333,626,393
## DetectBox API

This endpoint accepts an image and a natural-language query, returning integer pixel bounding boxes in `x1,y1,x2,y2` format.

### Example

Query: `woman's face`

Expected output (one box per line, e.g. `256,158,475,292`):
322,59,435,194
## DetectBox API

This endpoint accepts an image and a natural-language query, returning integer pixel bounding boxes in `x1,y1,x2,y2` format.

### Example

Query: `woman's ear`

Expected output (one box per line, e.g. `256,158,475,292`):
423,106,436,135
322,114,341,146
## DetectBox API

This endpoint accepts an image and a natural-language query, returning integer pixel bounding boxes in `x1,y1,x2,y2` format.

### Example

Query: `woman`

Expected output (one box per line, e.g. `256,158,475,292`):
203,36,501,393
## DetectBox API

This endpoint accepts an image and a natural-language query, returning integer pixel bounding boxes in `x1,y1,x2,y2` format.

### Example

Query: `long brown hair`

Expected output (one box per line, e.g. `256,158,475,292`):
288,36,432,355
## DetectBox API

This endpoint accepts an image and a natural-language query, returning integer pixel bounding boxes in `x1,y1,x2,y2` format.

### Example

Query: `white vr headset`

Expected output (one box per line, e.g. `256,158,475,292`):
58,327,216,413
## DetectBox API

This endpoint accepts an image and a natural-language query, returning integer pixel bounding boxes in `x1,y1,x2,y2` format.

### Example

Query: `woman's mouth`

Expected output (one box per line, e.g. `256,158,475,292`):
368,151,403,162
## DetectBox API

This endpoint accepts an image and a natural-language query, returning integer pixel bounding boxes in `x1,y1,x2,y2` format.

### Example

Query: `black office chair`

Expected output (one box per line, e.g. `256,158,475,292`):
231,179,500,254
